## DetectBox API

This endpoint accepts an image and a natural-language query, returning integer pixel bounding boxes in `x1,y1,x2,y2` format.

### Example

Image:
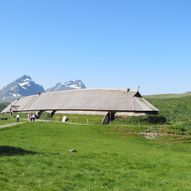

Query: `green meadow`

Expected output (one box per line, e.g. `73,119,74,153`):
0,122,190,191
0,94,191,190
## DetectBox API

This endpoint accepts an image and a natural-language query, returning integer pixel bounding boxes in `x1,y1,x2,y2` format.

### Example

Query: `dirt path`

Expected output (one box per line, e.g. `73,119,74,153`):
0,122,24,129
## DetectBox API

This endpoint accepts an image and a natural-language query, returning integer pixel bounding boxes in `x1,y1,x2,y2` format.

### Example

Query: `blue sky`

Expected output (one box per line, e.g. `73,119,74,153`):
0,0,191,94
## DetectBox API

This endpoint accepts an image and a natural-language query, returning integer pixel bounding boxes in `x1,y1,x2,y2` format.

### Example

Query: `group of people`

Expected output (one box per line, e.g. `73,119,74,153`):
27,113,37,122
15,113,38,122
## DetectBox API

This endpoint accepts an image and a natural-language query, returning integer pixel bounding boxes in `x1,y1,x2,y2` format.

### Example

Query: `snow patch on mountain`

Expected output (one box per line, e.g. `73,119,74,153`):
47,80,86,92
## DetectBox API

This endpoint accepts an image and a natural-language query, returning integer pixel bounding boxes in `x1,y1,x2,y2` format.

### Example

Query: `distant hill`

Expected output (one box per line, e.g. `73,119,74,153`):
0,102,9,112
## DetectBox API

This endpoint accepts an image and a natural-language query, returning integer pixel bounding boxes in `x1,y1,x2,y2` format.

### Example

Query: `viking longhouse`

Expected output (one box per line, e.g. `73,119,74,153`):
1,89,159,124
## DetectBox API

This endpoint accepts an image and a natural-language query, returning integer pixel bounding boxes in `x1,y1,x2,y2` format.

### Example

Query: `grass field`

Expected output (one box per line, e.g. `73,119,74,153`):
0,121,191,191
0,94,191,190
0,119,16,126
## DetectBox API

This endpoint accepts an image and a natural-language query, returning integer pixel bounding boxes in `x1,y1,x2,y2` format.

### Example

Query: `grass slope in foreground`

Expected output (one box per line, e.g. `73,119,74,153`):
0,122,190,191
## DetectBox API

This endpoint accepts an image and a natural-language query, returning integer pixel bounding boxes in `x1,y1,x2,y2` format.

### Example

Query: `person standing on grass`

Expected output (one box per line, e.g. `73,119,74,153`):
32,114,35,122
27,113,30,121
16,114,20,122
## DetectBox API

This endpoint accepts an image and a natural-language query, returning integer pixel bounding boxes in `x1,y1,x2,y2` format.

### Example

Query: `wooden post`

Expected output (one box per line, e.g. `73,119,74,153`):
110,112,112,125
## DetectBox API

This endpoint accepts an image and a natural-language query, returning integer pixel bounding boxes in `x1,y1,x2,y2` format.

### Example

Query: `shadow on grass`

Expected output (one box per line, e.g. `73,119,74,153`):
0,146,37,156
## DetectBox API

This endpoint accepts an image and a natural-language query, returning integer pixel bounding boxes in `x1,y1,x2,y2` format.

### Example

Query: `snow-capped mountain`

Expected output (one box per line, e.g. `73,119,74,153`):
0,75,45,102
47,80,86,92
0,76,86,102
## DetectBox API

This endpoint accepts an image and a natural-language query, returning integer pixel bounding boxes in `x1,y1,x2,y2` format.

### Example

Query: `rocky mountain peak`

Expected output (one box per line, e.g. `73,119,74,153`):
47,80,86,92
0,76,86,102
0,75,45,102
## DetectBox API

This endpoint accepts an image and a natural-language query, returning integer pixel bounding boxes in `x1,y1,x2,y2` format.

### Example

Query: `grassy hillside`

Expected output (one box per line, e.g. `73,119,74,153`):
0,122,190,191
147,94,191,123
146,92,191,99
